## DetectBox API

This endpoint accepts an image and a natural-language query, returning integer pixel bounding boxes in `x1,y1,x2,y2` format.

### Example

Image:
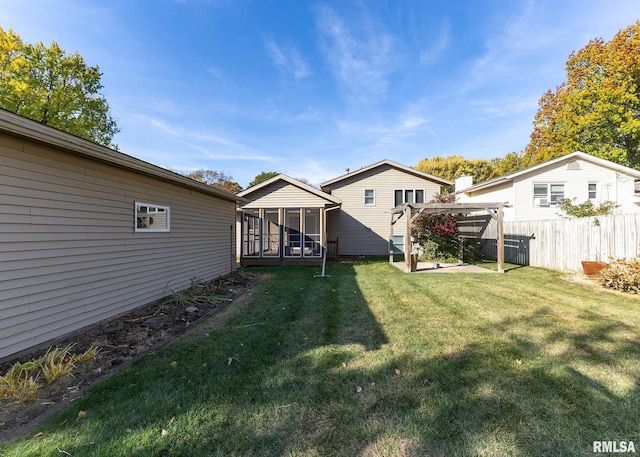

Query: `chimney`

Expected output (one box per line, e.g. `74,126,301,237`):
455,174,474,192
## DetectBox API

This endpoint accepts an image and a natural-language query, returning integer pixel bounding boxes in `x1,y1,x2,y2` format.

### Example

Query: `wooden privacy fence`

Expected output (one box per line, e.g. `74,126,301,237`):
463,213,640,272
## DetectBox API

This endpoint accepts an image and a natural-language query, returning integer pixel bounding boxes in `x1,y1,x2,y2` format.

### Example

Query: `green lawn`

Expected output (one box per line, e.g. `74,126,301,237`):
2,260,639,456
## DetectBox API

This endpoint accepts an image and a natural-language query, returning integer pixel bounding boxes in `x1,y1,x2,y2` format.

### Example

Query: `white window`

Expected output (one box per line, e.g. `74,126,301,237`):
394,189,425,207
533,184,564,205
364,189,375,205
588,183,598,200
135,202,170,232
392,235,405,254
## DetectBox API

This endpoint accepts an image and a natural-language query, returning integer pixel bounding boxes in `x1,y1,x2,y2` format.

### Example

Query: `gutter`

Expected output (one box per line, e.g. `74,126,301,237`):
0,109,246,204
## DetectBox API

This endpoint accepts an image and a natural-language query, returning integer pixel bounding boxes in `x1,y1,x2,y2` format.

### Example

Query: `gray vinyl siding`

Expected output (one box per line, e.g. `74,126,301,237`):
1,133,237,361
326,165,443,256
241,181,333,208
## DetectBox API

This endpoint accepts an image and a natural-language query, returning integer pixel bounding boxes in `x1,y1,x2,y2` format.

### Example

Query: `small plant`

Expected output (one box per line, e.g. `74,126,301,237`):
37,343,76,384
161,276,229,308
0,344,101,403
599,257,640,293
71,345,101,365
0,361,39,402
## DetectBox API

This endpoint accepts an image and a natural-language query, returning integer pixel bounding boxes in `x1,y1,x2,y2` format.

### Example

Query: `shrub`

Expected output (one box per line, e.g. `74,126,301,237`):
0,345,99,402
37,343,76,384
0,361,39,402
557,198,619,218
599,258,640,293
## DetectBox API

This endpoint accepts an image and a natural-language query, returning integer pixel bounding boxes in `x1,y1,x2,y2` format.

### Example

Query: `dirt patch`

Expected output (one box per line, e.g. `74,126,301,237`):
0,270,259,443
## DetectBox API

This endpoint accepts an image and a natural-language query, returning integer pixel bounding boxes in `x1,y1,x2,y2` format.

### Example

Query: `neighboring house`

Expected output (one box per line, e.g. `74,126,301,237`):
320,160,451,256
455,151,640,221
236,160,451,265
0,109,245,362
237,174,341,266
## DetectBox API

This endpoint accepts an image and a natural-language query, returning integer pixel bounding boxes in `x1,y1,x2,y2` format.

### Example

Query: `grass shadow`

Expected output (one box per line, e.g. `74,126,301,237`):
3,260,639,456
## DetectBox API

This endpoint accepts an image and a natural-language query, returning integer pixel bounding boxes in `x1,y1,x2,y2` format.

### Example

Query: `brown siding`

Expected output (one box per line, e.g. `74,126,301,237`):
327,165,442,256
0,133,237,360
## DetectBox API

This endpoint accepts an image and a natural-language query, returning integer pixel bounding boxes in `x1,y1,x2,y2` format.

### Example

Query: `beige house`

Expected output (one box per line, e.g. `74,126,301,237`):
237,160,450,265
455,151,640,221
237,174,341,266
320,160,451,256
0,109,245,361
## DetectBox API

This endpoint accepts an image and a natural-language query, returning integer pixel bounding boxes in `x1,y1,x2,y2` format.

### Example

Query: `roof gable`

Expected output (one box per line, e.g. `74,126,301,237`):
238,174,341,205
320,159,451,191
458,152,640,194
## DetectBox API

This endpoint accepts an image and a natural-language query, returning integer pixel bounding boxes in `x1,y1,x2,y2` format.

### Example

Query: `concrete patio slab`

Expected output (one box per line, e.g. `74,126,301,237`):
391,261,497,273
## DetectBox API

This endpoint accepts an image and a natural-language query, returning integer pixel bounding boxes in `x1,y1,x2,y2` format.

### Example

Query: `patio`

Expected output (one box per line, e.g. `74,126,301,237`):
391,261,497,273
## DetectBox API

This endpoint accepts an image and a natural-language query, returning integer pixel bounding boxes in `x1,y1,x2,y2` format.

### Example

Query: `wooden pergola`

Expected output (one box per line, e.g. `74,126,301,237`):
389,202,509,273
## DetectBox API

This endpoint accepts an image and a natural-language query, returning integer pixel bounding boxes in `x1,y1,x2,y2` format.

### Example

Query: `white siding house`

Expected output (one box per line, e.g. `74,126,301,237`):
455,152,640,221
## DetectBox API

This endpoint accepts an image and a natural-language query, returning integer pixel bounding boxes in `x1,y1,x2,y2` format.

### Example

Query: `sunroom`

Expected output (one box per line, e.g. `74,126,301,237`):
237,175,341,266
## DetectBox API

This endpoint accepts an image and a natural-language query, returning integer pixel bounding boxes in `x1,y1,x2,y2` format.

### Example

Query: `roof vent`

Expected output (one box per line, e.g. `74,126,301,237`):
566,160,581,170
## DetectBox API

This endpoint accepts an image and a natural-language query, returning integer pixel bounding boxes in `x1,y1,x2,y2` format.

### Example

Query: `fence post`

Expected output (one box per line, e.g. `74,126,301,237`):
497,207,505,273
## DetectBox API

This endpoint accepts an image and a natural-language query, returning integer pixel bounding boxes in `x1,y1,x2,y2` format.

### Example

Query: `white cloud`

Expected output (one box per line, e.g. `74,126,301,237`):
335,99,439,152
264,37,310,79
179,130,277,162
144,116,183,137
471,1,540,83
420,19,451,65
315,5,397,104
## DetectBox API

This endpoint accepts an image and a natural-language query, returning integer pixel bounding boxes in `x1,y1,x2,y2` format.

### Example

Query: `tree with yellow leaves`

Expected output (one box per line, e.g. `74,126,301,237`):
525,21,640,168
415,155,498,188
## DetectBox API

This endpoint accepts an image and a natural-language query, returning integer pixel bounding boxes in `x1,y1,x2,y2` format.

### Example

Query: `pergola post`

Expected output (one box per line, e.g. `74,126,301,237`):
497,206,505,273
404,206,411,272
389,212,395,264
388,202,508,273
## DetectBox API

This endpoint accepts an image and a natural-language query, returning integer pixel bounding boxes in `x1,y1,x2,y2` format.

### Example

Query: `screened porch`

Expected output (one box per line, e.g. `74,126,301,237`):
241,207,326,266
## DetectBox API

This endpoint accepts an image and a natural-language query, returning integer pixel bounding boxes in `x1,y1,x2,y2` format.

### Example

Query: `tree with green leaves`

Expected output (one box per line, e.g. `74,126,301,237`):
248,171,279,188
0,27,119,148
185,169,242,194
525,21,640,168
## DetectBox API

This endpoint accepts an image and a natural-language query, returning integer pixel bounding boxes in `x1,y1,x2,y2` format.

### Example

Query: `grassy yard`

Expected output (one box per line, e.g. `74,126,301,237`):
2,260,639,456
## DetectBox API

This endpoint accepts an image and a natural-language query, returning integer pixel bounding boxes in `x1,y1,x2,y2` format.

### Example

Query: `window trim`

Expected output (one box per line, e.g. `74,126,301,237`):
532,183,565,206
394,188,425,207
135,202,170,232
364,189,376,206
588,182,598,200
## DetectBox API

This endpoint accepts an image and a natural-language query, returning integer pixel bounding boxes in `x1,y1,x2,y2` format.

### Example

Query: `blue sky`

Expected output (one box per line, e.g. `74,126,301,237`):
2,1,640,187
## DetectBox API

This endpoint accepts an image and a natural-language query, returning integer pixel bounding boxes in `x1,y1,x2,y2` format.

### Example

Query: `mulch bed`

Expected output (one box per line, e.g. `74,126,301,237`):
0,270,258,443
